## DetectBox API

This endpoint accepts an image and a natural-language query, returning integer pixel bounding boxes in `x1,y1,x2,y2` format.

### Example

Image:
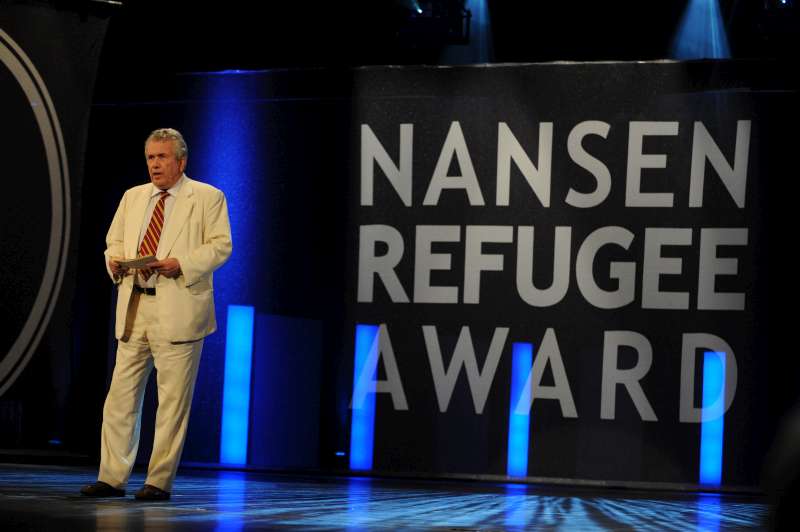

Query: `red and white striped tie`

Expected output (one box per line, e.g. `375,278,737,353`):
138,190,169,281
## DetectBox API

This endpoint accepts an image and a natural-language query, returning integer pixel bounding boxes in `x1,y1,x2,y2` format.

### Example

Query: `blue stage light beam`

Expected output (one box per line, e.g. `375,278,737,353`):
193,69,258,302
350,324,380,471
671,0,731,59
192,69,261,467
699,351,726,486
507,342,533,478
220,304,255,465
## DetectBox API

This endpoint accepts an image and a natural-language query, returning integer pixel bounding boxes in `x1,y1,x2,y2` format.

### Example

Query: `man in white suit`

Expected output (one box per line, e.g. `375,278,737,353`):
81,128,232,500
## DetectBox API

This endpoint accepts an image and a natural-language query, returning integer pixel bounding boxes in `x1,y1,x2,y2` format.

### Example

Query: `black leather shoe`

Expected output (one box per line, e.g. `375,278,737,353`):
134,484,171,501
80,481,125,497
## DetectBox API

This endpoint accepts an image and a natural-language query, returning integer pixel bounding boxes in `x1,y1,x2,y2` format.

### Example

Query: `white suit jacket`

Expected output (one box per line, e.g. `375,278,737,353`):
104,176,233,342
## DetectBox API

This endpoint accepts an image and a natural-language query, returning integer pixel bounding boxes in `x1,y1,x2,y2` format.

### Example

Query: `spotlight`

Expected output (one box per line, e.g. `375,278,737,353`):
671,0,731,59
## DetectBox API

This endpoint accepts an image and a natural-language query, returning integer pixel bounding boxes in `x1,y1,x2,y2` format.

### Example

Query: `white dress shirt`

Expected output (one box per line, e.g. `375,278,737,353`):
136,174,186,288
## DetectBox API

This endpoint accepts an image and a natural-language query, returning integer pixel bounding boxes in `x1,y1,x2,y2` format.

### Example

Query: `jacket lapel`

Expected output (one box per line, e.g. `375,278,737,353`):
126,186,152,259
158,177,195,257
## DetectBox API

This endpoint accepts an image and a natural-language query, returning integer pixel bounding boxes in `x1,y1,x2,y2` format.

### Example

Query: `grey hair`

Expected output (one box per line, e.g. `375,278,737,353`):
145,128,188,160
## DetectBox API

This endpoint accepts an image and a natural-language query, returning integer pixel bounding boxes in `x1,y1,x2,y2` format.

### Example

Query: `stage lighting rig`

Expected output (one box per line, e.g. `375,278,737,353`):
395,0,472,47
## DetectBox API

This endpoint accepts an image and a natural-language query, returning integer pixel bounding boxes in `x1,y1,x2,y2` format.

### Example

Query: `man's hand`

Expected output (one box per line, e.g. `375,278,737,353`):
109,257,130,277
147,258,182,279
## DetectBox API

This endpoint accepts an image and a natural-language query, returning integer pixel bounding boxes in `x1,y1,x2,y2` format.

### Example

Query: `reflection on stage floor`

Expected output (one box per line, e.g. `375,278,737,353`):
0,463,768,530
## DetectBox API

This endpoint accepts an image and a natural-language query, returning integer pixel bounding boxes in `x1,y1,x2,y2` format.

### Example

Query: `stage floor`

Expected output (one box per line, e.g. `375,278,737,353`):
0,463,768,530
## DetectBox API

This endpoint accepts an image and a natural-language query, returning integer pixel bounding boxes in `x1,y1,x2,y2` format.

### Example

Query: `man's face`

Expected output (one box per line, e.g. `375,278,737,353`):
145,139,186,190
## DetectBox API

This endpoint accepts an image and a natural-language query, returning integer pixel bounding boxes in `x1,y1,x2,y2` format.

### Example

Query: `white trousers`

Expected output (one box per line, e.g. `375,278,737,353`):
98,291,203,492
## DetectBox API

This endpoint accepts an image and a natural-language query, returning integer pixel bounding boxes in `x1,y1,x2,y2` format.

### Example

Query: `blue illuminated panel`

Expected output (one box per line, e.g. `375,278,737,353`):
507,342,533,478
699,351,726,486
350,324,379,471
194,71,260,466
220,305,255,465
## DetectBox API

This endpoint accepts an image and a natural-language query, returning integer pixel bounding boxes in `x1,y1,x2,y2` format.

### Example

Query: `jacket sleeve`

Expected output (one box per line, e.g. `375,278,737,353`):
104,190,129,284
178,188,233,287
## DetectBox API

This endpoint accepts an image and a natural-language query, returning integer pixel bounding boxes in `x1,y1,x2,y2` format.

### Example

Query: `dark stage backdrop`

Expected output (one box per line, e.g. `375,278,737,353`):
0,5,107,453
82,60,795,489
345,62,788,487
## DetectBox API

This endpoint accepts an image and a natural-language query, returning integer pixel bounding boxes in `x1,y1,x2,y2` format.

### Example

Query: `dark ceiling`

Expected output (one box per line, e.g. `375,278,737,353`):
87,0,796,99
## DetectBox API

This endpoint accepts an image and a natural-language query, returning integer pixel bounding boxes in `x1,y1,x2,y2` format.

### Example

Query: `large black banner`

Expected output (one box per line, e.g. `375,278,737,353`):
0,5,107,449
344,62,794,487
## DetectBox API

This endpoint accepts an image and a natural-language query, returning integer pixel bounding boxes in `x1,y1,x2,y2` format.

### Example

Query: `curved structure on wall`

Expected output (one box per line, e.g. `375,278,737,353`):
0,28,69,397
